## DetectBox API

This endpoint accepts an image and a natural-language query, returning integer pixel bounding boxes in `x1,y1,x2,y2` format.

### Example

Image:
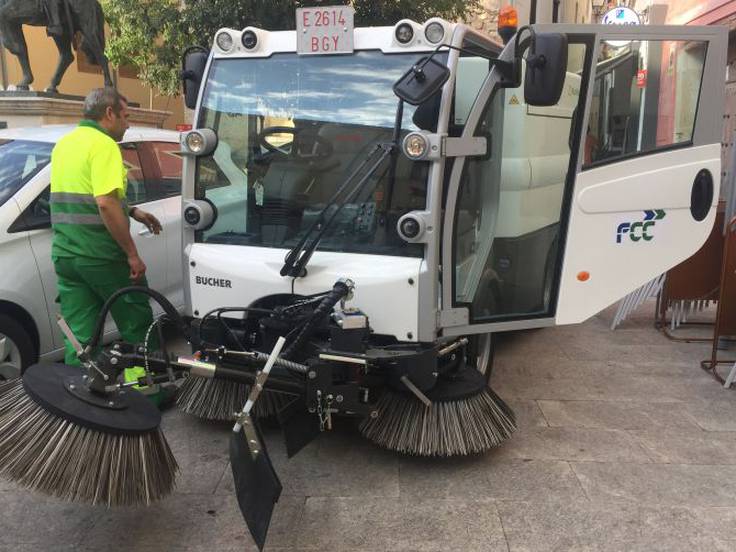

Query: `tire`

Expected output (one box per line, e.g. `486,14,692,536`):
0,314,36,379
466,332,494,385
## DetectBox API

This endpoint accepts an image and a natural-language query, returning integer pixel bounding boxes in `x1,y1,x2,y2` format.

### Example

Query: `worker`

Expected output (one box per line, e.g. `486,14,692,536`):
50,88,166,402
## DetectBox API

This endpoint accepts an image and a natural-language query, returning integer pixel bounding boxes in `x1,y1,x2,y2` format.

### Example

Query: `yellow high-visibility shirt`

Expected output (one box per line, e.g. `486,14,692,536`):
50,120,129,262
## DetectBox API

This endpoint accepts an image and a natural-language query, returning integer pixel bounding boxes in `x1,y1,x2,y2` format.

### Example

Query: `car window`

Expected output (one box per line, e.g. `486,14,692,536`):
146,141,182,201
121,145,146,205
7,185,51,233
0,140,53,208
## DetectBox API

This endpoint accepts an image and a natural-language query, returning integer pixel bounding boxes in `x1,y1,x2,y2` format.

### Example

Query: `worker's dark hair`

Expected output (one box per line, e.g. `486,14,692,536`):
83,88,128,120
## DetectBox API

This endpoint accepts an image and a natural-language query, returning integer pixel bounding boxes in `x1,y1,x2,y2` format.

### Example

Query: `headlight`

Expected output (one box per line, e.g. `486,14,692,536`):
242,29,258,50
424,22,445,44
181,128,218,156
185,131,205,153
395,23,414,45
403,132,429,160
216,31,234,52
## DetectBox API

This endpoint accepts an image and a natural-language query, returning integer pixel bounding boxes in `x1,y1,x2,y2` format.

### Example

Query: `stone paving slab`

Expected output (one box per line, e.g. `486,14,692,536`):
1,298,736,550
538,399,701,430
295,497,508,551
0,489,98,547
496,500,732,552
489,427,653,463
630,428,736,464
683,398,736,431
571,462,736,507
398,457,586,502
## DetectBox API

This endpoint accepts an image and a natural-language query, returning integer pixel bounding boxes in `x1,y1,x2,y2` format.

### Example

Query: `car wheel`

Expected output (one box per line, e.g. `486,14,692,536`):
0,314,35,379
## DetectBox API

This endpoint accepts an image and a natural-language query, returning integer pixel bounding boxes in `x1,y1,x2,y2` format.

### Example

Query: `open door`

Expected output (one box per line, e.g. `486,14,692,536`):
440,25,726,336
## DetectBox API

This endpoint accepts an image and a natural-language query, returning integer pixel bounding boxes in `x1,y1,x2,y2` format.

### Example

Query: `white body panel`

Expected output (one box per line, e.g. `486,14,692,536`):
0,199,55,355
188,244,422,340
556,144,721,324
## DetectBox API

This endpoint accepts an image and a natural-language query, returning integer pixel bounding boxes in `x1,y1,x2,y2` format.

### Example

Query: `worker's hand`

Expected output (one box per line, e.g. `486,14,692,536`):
128,254,147,281
131,208,162,235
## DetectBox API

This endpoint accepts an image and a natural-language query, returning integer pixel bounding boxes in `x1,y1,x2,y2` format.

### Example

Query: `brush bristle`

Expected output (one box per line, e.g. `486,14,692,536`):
359,387,516,456
0,379,177,506
176,376,292,421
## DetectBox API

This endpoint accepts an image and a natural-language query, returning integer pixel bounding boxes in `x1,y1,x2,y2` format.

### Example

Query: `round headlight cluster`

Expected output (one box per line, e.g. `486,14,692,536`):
185,131,205,154
424,22,445,44
242,30,258,49
216,31,234,52
395,23,414,44
403,133,429,160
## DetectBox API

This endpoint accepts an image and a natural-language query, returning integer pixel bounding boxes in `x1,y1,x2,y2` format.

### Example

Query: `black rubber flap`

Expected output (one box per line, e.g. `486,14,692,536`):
425,367,487,402
277,396,321,458
22,362,161,435
230,420,282,551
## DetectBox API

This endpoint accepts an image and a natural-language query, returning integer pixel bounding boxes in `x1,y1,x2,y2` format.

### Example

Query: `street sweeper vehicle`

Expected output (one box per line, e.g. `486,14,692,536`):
0,12,726,551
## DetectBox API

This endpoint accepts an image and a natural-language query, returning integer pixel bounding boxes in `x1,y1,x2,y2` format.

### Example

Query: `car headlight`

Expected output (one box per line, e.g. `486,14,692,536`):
403,132,429,160
216,31,234,52
424,22,445,44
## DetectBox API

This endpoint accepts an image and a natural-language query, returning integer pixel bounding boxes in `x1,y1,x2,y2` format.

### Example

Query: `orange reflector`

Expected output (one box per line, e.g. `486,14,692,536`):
577,271,590,282
499,5,519,29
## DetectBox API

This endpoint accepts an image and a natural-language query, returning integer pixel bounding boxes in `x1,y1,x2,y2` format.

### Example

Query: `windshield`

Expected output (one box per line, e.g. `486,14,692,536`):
0,140,53,208
195,51,446,257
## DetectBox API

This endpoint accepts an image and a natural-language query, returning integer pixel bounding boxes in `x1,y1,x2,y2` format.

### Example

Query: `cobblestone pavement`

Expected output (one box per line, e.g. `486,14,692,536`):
2,302,736,551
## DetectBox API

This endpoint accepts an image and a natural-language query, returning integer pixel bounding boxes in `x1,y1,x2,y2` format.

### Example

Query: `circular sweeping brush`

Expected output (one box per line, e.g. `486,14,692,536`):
0,363,177,506
176,376,292,420
359,368,516,456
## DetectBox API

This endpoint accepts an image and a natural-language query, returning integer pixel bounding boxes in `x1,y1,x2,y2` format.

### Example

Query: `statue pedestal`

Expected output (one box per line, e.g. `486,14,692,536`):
0,92,171,128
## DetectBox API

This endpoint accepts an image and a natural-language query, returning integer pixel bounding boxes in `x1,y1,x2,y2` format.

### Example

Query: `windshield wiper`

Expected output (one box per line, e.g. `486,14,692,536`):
279,141,396,278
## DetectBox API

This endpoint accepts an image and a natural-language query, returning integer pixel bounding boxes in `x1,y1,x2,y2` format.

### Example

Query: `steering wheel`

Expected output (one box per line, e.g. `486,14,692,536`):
258,126,333,162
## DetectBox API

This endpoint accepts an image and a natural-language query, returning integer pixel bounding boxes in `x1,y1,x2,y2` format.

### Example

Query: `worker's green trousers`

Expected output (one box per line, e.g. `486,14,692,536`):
53,256,156,366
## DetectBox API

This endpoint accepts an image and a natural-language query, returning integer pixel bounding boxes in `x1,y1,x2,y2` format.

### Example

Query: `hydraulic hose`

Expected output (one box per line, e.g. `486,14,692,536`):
281,279,352,359
86,286,199,352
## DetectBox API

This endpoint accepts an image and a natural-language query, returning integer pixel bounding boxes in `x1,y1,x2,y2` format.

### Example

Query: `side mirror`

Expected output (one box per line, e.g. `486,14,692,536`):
394,56,451,106
181,46,209,110
524,33,568,107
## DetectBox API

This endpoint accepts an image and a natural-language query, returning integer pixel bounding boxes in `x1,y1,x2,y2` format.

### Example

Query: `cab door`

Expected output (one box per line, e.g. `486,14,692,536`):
439,25,726,336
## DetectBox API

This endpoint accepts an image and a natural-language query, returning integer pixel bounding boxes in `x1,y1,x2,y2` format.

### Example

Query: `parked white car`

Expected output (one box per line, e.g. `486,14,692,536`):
0,125,184,378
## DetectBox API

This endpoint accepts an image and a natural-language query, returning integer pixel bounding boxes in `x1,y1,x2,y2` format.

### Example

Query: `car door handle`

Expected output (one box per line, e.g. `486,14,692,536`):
138,228,152,236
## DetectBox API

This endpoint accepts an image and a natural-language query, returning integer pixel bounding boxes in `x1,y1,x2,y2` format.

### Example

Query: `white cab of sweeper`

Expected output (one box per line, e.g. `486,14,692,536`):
180,17,726,343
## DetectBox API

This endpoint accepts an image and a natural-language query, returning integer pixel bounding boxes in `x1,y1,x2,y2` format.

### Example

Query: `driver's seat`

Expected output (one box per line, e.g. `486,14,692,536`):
258,122,324,246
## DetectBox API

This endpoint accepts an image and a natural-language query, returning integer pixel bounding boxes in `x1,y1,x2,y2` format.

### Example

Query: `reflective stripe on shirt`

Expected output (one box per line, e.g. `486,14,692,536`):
51,213,104,225
50,192,97,205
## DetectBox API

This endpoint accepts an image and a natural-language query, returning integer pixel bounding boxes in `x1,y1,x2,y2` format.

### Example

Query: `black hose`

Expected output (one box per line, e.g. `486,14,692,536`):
281,280,351,359
87,286,198,351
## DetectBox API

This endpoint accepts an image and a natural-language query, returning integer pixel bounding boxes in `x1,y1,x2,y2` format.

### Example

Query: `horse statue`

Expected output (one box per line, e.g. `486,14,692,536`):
0,0,112,93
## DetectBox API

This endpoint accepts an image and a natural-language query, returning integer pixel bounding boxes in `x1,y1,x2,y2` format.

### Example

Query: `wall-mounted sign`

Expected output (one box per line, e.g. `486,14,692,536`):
602,7,641,26
602,6,641,48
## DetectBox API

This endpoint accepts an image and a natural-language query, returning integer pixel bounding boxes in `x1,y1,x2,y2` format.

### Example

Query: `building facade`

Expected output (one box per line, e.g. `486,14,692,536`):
0,25,184,129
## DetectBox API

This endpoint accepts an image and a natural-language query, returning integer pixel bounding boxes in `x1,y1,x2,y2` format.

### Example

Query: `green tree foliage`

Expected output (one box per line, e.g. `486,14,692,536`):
101,0,481,96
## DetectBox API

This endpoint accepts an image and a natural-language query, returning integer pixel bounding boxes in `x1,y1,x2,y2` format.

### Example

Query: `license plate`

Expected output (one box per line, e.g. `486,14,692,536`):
296,6,354,55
